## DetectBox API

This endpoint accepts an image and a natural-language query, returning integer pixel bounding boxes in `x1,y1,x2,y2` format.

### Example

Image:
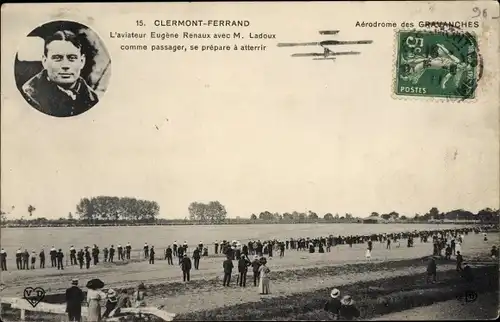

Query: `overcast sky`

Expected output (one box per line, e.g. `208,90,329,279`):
1,2,499,219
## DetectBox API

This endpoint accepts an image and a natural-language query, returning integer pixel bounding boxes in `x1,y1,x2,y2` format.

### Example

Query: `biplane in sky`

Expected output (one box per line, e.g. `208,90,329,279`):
277,30,373,60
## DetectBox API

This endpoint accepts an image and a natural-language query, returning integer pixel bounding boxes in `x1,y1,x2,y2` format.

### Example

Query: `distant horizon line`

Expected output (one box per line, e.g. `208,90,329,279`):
2,206,499,221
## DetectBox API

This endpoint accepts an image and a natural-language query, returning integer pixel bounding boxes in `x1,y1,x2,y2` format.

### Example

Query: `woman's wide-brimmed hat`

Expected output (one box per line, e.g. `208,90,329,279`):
86,278,105,290
107,289,116,297
330,288,340,298
341,295,354,306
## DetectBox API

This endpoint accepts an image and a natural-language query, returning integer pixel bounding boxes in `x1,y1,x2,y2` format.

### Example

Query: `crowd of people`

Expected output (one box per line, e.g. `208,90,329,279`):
1,224,496,322
65,278,148,322
0,225,496,273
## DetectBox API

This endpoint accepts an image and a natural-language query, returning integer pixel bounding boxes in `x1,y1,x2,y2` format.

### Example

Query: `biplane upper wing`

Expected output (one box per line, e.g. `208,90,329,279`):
291,51,361,57
277,40,373,47
277,42,321,47
319,40,374,46
318,30,340,35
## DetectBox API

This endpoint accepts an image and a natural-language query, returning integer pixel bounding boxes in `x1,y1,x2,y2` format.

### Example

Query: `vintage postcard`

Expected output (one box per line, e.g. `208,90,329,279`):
1,1,499,321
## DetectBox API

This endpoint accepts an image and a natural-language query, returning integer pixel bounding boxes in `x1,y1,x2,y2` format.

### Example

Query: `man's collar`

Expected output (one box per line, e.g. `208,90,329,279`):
42,69,83,94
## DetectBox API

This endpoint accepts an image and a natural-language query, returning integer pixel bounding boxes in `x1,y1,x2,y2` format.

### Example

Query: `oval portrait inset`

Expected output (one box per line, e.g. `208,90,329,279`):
14,20,111,118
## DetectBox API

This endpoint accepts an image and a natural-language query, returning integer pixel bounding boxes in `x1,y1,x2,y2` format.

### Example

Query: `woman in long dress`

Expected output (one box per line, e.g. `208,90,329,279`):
258,258,271,295
87,288,106,322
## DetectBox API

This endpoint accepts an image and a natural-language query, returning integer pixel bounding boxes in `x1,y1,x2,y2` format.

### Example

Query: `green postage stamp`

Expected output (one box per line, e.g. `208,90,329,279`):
394,29,479,100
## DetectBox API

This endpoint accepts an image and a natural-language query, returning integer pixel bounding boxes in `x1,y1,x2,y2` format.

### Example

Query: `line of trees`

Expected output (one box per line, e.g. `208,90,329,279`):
249,207,499,223
250,210,355,223
1,199,498,227
75,196,160,223
188,201,227,224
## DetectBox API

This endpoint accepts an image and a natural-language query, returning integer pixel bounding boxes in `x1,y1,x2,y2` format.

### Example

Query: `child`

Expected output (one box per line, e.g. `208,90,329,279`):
365,248,371,261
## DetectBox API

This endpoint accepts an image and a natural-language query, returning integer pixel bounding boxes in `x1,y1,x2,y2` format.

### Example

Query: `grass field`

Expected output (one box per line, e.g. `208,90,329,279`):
0,223,469,262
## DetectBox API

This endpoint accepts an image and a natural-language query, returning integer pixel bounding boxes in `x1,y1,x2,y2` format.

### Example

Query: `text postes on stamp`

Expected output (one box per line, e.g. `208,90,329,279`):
395,30,479,100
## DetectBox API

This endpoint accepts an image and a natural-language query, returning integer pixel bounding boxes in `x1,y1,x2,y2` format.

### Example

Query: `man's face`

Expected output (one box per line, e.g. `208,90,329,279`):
42,40,85,86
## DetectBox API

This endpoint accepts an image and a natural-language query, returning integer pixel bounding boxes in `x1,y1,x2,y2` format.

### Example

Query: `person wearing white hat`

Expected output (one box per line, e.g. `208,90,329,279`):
324,288,342,318
102,289,118,319
66,278,84,322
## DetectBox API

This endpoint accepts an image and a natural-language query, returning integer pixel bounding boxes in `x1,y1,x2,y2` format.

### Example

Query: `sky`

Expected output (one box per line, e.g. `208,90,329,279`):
1,2,499,220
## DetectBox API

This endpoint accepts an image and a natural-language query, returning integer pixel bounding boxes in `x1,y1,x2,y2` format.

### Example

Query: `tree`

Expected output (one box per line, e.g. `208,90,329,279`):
76,196,159,222
189,201,226,223
250,213,257,220
28,205,36,217
282,212,293,221
334,213,340,219
0,211,6,224
206,201,227,223
371,212,379,217
68,212,73,220
477,208,498,223
400,215,407,220
345,213,353,220
324,213,334,220
308,211,319,220
381,214,392,220
189,202,207,222
259,211,274,221
428,207,439,220
388,211,399,219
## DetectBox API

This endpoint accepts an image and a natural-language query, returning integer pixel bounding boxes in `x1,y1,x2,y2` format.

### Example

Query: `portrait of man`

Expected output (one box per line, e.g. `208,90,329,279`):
15,21,111,118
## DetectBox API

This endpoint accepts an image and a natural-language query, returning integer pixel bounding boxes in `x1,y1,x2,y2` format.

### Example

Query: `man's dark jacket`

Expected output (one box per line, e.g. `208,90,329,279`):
21,70,99,117
223,259,234,273
65,285,84,314
181,257,192,271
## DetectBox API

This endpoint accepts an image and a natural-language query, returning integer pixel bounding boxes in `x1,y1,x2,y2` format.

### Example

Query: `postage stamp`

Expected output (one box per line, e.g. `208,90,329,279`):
394,29,479,100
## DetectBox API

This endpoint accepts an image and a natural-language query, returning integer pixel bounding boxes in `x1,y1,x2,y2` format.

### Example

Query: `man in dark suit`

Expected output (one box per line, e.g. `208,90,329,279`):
21,30,99,117
165,246,173,265
456,251,464,271
238,255,251,287
57,249,64,270
223,256,234,287
251,255,261,287
65,279,84,322
181,254,192,282
192,248,201,270
426,257,437,283
149,246,155,264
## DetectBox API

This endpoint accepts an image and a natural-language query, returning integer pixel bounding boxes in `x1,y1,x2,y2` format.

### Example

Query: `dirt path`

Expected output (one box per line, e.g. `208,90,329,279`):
370,291,499,320
154,263,463,314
